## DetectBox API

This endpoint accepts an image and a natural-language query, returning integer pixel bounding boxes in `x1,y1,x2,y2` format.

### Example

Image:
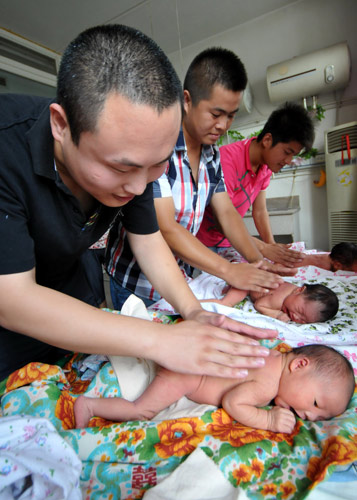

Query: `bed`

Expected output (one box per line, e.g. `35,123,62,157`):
0,244,356,499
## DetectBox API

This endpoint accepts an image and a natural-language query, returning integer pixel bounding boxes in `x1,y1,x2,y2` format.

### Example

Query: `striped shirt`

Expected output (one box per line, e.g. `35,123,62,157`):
106,129,226,302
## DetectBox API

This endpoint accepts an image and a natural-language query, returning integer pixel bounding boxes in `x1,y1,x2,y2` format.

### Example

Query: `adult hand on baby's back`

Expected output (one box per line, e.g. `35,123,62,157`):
261,260,298,277
154,317,275,379
191,308,277,340
262,243,304,269
267,406,296,433
228,261,283,293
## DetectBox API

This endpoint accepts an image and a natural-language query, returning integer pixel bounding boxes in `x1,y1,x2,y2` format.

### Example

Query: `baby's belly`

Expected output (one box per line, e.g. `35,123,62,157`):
188,376,239,406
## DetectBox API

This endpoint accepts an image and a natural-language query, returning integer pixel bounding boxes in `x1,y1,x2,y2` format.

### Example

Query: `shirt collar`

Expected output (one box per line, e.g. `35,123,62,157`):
175,127,216,163
26,99,56,180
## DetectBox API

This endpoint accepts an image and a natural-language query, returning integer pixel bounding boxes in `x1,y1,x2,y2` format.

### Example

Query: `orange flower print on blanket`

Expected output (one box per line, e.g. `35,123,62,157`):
207,409,302,447
208,409,303,446
232,463,254,484
155,418,205,458
55,391,76,430
279,480,297,498
5,362,66,392
307,435,357,487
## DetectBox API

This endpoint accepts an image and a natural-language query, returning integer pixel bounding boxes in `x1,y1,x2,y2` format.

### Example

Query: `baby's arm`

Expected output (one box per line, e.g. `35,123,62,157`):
200,287,248,307
222,381,296,433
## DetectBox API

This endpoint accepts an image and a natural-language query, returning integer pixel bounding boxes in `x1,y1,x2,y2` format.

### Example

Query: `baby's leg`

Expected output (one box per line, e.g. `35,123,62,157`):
74,369,201,428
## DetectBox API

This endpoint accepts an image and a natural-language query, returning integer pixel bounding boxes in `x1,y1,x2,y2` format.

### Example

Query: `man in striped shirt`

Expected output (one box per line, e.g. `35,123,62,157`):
107,48,289,310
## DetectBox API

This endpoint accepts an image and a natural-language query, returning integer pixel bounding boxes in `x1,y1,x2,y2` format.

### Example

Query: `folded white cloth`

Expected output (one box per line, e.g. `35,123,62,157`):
0,415,82,500
143,447,246,500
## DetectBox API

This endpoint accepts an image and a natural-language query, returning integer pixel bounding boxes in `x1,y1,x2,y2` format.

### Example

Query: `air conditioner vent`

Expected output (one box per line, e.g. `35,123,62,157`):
0,34,57,75
329,211,357,246
326,124,357,153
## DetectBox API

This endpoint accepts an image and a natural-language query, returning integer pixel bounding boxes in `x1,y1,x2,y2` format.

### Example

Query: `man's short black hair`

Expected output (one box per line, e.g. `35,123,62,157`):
57,24,183,145
183,47,247,106
257,102,315,153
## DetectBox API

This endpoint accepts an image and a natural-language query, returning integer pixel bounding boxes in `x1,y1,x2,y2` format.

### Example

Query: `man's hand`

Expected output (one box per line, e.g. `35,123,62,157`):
153,315,276,379
185,307,278,340
261,243,304,268
261,260,298,277
226,261,284,293
267,406,296,433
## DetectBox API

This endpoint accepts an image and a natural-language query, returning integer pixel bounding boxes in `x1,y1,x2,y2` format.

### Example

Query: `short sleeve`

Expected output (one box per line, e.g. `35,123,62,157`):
153,171,172,198
121,182,159,235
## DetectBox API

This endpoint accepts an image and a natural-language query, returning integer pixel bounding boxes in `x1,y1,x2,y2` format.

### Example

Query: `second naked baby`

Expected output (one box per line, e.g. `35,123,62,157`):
214,281,339,324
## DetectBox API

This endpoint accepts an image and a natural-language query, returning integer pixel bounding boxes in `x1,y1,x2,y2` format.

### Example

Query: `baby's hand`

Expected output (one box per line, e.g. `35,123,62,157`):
267,407,296,433
277,312,290,322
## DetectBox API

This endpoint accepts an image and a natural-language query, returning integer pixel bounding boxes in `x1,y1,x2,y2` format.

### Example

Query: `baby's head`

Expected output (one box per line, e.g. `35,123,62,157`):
283,283,338,323
275,344,355,422
330,242,357,272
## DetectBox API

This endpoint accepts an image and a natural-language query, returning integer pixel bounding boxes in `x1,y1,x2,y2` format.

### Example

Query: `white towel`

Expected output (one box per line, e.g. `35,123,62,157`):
142,447,246,500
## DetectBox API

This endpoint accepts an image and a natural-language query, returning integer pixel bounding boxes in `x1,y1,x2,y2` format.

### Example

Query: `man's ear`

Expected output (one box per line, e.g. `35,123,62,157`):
49,103,70,144
289,356,310,372
261,133,273,150
183,89,192,115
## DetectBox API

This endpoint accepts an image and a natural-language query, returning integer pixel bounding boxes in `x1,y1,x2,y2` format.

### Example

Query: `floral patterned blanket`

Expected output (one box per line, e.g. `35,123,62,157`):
1,332,356,499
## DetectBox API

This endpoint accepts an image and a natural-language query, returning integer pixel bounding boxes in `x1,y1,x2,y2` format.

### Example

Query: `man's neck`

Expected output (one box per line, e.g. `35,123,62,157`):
54,141,96,215
249,138,263,174
182,122,202,182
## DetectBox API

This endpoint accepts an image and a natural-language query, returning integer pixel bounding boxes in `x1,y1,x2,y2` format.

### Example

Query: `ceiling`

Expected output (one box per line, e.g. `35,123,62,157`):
1,0,298,55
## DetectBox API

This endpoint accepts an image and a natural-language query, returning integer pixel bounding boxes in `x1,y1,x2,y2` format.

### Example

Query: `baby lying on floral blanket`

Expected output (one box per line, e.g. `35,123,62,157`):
75,344,354,434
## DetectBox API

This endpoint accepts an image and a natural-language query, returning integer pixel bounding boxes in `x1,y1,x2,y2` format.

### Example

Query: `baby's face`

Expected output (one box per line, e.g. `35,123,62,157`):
275,370,349,422
282,293,321,324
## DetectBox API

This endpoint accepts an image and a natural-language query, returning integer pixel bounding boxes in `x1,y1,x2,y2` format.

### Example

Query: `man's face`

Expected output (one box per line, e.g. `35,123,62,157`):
183,84,242,146
51,94,181,207
262,137,302,173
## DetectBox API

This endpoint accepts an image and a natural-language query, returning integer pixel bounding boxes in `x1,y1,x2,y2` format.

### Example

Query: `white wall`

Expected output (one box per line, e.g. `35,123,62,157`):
168,0,357,251
266,168,329,250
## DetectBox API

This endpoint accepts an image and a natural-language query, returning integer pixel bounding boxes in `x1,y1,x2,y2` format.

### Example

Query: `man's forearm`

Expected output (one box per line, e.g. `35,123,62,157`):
128,230,203,319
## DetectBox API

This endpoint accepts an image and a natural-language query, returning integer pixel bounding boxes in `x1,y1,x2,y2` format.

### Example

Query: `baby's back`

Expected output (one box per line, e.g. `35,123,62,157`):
186,350,283,407
187,376,241,406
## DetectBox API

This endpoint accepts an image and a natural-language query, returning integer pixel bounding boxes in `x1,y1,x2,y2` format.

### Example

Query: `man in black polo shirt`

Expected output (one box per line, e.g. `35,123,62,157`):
0,25,274,381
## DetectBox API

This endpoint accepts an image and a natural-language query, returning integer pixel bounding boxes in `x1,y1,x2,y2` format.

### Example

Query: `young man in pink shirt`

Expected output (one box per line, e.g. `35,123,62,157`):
197,103,315,266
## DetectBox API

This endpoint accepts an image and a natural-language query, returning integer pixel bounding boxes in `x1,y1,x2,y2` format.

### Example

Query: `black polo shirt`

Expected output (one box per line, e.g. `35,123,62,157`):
0,94,159,379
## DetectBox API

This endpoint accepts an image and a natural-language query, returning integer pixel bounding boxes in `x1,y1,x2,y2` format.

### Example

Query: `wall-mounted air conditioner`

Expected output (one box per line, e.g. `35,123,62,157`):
0,28,61,89
325,121,357,247
266,42,351,104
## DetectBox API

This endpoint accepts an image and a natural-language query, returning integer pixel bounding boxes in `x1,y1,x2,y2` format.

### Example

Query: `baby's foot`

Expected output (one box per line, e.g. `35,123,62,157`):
74,395,92,428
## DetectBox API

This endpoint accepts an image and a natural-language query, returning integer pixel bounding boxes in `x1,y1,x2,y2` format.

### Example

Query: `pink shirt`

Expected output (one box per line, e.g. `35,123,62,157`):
197,137,272,248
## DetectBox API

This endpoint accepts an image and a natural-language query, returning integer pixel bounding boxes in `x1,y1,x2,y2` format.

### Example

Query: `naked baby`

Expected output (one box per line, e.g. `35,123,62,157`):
74,344,354,434
212,281,339,324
